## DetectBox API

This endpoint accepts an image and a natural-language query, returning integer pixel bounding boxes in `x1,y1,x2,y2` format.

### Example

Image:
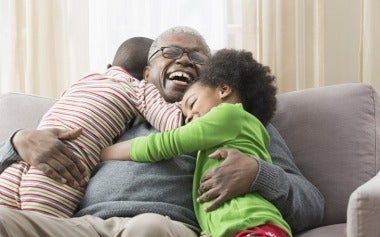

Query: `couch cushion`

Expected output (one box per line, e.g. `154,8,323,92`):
271,83,380,226
0,93,56,141
295,223,346,237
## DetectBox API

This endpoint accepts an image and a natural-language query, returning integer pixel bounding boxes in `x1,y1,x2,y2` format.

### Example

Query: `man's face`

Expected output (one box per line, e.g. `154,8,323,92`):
144,32,210,103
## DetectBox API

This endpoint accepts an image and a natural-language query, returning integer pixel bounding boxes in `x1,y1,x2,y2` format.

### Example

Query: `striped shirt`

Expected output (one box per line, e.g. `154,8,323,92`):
0,66,183,217
38,66,182,168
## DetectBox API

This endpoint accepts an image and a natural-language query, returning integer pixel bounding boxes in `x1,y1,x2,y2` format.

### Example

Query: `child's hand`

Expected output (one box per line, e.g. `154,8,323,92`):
100,140,133,161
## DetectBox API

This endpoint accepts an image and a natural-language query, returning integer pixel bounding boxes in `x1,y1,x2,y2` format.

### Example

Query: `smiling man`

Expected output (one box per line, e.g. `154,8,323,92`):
144,28,210,103
0,26,324,237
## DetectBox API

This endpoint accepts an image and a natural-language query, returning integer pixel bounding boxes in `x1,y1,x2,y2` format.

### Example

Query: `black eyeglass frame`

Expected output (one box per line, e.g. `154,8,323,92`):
147,46,208,65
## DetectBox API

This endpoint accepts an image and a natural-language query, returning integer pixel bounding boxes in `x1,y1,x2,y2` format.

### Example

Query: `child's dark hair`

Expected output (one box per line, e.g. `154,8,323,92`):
112,37,153,79
198,48,277,125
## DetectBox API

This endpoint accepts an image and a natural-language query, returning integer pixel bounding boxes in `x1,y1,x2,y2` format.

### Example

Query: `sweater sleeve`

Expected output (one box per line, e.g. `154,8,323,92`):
251,123,325,233
0,135,21,173
131,104,242,162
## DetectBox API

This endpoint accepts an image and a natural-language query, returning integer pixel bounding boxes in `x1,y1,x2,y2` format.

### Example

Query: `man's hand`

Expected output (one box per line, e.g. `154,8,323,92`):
197,148,259,211
12,128,87,188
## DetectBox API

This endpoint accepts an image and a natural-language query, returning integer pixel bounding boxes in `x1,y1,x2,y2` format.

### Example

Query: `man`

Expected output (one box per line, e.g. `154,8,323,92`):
0,26,324,236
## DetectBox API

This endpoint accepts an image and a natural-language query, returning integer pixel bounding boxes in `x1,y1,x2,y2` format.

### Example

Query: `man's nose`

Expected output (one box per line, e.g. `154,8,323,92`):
176,52,193,65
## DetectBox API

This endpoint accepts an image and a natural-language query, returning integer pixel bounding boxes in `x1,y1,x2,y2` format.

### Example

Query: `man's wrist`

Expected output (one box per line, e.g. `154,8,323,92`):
249,157,260,191
10,129,23,156
250,158,279,193
251,158,273,192
0,132,23,173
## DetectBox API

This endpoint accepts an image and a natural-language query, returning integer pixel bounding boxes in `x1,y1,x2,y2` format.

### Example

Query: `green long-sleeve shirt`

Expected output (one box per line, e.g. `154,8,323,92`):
132,103,291,237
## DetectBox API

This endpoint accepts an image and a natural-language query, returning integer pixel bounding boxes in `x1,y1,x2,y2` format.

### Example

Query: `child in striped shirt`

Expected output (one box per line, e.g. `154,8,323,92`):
0,37,183,217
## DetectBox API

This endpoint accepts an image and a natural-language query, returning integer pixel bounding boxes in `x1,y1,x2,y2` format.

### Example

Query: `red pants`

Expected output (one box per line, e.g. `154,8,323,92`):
233,223,289,237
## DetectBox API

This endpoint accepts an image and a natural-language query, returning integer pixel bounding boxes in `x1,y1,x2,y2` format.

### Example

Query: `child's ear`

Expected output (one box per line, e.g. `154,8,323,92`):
219,84,233,100
142,65,150,80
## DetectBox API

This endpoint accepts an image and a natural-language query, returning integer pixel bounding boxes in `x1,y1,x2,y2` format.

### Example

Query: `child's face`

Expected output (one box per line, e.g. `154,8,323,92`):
181,83,222,124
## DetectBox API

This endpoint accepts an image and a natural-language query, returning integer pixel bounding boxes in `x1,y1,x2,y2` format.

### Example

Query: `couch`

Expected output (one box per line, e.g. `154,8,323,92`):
0,83,379,237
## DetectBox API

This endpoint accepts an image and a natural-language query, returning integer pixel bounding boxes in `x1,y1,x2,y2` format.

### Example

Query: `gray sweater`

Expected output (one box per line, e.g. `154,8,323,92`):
0,122,324,234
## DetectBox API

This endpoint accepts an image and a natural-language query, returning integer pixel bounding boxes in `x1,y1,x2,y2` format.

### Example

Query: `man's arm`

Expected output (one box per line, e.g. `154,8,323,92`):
252,123,324,232
197,123,325,233
0,128,87,189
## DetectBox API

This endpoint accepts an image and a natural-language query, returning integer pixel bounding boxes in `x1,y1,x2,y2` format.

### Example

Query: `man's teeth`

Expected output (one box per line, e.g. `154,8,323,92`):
168,72,191,81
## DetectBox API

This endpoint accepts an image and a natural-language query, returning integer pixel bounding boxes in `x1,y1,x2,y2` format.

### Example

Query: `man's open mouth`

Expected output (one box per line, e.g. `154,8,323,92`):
168,71,192,85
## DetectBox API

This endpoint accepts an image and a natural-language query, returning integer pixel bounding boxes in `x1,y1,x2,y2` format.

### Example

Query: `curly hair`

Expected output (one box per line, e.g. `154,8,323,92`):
198,48,277,125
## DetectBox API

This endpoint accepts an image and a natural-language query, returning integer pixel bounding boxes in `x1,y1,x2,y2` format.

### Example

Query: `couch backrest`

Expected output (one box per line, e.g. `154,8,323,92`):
0,93,56,141
271,83,380,226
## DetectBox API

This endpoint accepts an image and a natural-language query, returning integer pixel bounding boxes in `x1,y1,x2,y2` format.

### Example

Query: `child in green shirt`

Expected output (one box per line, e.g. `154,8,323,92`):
101,49,291,237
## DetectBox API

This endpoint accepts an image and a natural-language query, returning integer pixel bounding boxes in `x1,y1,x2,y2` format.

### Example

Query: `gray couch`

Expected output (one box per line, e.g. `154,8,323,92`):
0,83,379,237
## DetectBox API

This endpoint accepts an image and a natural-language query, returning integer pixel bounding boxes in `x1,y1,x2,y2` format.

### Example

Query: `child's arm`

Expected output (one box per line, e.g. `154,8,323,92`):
137,81,183,131
131,104,245,163
99,104,239,163
106,67,183,132
100,140,133,161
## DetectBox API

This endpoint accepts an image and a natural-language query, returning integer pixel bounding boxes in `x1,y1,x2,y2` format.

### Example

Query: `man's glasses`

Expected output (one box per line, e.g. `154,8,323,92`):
148,46,208,65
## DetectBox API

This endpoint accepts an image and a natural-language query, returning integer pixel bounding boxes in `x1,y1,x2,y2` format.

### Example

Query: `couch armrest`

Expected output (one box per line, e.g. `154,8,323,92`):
347,171,380,237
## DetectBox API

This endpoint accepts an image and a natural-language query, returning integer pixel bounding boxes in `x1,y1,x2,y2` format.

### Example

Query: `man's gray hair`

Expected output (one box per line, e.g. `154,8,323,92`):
148,26,211,63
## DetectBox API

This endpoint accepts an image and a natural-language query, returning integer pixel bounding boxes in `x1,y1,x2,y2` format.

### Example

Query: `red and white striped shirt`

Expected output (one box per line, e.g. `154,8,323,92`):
38,66,183,169
0,66,183,217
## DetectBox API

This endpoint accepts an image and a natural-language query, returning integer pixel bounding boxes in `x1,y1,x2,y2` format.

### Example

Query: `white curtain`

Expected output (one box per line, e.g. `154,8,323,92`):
0,0,231,97
1,0,379,97
0,0,90,98
88,0,229,72
242,0,380,93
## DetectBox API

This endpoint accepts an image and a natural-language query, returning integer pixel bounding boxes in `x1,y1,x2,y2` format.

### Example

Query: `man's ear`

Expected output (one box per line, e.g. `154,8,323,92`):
143,65,151,80
218,84,233,100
